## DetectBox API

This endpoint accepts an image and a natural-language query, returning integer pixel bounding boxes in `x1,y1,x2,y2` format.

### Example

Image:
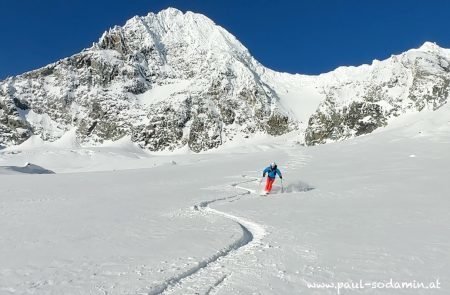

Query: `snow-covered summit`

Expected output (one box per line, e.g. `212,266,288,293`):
0,8,449,151
96,7,257,74
417,41,444,53
0,8,292,152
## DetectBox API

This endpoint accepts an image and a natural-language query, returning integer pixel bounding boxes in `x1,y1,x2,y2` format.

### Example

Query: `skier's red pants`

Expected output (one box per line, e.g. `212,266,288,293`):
265,177,275,192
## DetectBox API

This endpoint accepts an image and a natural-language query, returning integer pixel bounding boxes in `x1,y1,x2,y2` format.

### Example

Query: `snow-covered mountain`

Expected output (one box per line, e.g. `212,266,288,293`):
302,42,450,145
0,8,294,152
1,8,449,151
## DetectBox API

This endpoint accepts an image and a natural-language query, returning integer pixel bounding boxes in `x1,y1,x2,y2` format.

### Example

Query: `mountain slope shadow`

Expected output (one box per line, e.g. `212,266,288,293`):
0,163,55,175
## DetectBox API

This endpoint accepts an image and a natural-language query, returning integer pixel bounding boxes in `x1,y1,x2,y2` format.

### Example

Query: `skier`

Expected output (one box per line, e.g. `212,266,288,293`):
262,162,282,194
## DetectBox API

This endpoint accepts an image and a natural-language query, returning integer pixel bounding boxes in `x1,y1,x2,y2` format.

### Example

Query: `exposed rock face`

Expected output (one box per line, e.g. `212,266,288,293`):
0,89,32,147
304,42,450,145
0,8,293,152
1,8,449,151
305,101,388,145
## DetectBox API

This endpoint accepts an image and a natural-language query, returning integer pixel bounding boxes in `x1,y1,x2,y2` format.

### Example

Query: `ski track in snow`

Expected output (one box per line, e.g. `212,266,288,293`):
144,177,266,295
145,147,311,294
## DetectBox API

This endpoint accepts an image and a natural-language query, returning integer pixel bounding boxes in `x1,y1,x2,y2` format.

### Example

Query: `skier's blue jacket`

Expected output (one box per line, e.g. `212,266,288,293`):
263,166,282,179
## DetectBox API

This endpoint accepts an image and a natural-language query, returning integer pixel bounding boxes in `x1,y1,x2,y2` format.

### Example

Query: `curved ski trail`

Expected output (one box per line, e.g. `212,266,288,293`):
145,177,266,295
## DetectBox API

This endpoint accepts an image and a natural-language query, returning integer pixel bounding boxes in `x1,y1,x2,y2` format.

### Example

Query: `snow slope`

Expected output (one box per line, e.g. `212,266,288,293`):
1,102,449,294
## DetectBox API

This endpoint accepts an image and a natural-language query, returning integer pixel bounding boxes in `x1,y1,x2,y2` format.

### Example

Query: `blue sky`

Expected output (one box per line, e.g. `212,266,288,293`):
1,0,449,79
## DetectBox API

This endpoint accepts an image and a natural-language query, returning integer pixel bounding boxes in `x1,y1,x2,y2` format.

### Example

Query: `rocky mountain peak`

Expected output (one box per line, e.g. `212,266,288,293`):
0,8,292,152
417,41,442,53
97,8,250,60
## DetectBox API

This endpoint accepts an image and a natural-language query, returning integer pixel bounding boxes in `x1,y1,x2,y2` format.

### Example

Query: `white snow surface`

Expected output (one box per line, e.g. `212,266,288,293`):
1,101,449,294
135,80,193,106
